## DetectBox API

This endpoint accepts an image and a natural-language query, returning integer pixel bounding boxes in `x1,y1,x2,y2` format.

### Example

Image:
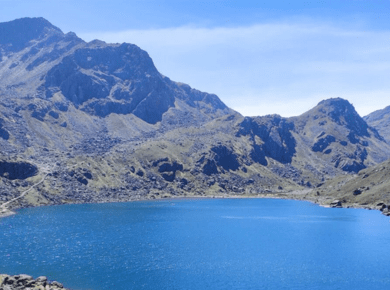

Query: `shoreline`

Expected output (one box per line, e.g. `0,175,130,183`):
1,189,389,219
0,208,16,218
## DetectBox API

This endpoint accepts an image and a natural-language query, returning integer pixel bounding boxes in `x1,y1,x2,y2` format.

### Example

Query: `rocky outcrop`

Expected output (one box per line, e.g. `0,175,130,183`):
198,145,240,176
0,274,68,290
312,134,336,152
237,115,296,165
0,161,38,180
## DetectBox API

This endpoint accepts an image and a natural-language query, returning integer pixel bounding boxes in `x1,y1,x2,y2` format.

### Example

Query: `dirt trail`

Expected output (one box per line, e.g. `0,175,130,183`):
0,164,53,215
1,173,49,210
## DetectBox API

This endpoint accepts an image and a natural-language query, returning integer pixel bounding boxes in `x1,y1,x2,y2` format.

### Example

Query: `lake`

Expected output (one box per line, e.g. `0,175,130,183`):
1,198,390,290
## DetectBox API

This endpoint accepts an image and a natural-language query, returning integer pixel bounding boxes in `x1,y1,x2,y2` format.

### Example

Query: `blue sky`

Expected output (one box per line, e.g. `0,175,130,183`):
1,1,390,117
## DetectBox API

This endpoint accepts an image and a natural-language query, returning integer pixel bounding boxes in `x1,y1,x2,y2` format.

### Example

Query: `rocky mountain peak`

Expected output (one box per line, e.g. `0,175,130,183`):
0,17,63,52
317,98,360,121
301,98,370,138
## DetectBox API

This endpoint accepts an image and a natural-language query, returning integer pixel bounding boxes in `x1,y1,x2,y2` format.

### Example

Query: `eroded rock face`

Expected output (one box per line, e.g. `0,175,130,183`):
237,115,296,164
0,161,38,180
199,145,240,176
43,43,176,124
312,135,336,152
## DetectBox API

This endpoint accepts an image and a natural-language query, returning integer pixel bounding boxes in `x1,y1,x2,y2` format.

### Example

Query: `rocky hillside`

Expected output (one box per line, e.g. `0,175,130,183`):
0,17,390,212
364,105,390,143
234,98,390,185
304,157,390,215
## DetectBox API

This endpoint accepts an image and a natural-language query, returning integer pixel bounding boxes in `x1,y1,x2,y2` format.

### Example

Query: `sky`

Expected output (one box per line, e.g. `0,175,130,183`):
1,0,390,117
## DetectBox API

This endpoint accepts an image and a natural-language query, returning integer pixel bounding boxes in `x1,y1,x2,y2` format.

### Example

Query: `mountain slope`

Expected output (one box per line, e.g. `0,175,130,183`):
364,105,390,144
308,157,390,214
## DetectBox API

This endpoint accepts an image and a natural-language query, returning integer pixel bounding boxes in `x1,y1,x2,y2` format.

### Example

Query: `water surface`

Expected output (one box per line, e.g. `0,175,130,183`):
1,199,390,289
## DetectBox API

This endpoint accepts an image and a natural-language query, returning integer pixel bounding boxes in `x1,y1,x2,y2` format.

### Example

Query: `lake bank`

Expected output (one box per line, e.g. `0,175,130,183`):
2,188,389,219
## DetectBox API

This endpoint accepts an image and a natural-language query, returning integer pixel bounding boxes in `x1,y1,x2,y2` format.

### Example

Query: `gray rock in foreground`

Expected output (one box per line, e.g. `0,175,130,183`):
0,274,69,290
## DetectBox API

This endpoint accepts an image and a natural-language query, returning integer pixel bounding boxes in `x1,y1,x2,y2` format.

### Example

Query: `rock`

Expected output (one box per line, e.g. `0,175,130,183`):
353,187,369,196
15,274,33,284
51,281,64,288
162,172,175,182
330,200,342,208
0,274,69,290
48,111,59,119
3,276,16,285
0,161,38,180
312,135,336,152
77,177,88,185
36,276,48,284
83,172,93,179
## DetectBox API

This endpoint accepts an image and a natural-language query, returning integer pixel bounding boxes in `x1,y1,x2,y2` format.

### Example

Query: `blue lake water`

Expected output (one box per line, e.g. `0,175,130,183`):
1,198,390,290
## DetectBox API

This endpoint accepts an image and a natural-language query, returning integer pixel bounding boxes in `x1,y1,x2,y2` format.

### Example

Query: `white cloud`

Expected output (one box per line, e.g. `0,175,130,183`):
80,21,390,117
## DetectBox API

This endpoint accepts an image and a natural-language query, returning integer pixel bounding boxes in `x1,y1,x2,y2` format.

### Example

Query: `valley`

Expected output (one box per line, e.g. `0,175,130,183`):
0,17,390,217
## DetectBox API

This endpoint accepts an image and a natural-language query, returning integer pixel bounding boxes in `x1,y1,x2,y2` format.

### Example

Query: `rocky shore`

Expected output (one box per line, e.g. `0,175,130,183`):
0,274,68,290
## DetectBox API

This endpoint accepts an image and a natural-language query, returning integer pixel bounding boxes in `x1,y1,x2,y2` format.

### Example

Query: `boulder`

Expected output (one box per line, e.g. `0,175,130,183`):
15,274,33,284
330,200,342,208
36,276,48,284
3,276,16,285
51,281,64,288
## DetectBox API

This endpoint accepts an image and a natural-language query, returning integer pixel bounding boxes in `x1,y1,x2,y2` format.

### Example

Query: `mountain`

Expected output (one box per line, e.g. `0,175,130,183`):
0,17,233,126
364,105,390,144
1,17,390,212
290,98,389,172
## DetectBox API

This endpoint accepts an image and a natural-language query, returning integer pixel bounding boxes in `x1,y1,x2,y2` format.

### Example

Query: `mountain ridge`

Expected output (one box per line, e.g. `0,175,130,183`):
0,17,390,214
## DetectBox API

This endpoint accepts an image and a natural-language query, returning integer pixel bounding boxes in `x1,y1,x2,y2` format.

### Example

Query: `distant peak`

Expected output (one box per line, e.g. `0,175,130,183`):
317,97,353,108
0,17,63,51
0,17,62,33
309,97,370,137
